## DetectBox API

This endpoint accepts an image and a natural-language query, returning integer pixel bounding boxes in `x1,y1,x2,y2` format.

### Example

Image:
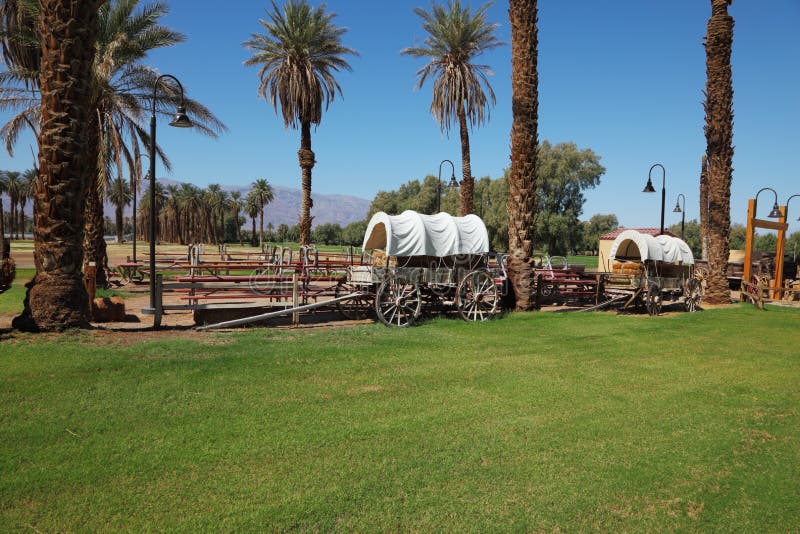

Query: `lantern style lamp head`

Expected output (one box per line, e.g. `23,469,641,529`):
673,201,682,213
767,203,782,219
642,179,656,194
169,105,193,128
755,187,781,219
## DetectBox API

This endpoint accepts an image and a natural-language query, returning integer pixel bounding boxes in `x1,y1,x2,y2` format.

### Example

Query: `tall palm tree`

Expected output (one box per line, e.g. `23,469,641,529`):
16,166,33,239
402,0,503,215
229,190,243,245
701,0,734,304
250,178,274,248
0,171,7,257
107,174,131,243
3,170,20,238
245,190,260,247
506,0,539,311
243,0,356,246
12,0,104,332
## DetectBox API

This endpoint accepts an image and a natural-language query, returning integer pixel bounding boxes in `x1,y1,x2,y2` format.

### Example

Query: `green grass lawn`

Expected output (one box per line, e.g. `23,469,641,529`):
1,307,799,531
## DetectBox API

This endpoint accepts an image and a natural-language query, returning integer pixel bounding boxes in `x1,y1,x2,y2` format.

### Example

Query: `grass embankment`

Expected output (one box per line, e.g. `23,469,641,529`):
1,306,798,531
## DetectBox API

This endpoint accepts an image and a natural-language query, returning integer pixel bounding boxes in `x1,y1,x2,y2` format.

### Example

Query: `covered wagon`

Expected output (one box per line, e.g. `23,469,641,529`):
605,230,702,315
342,210,504,326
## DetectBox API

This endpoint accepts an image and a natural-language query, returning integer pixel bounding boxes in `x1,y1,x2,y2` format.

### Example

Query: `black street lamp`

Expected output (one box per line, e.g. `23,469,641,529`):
783,194,800,222
755,187,782,219
148,74,193,313
437,159,458,213
643,163,666,235
672,193,686,239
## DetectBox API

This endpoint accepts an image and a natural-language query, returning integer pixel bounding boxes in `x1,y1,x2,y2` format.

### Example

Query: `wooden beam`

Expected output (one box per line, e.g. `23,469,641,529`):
751,218,789,231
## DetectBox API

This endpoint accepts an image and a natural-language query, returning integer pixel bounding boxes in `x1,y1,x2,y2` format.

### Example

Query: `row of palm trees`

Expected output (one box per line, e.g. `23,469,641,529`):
0,169,35,238
137,179,275,247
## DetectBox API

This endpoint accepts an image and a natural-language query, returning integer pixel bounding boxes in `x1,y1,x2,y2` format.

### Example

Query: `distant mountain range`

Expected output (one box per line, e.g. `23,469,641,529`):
5,180,371,229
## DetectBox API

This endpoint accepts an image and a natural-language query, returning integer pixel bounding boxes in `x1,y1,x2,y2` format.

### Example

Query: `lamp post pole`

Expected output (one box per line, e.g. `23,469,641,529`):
148,74,193,312
437,159,456,214
673,193,686,239
755,187,782,219
643,163,666,235
132,155,149,265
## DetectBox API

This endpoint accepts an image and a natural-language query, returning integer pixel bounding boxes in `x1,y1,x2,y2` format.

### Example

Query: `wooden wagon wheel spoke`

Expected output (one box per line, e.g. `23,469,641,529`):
375,276,421,327
646,283,662,316
684,278,703,313
456,270,499,322
335,282,374,320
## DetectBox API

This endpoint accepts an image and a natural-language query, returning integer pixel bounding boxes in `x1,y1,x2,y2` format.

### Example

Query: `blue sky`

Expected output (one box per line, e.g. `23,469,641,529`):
1,0,798,232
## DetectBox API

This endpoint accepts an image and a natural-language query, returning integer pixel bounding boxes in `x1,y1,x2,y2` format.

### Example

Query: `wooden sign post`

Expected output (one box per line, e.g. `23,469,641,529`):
743,199,788,299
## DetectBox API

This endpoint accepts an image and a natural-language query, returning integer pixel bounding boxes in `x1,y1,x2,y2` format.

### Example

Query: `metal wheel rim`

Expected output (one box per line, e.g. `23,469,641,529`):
457,271,499,322
375,278,421,327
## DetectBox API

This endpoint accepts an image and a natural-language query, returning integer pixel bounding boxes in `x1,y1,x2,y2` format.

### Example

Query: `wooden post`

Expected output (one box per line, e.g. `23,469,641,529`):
743,199,756,285
292,271,299,325
773,205,787,299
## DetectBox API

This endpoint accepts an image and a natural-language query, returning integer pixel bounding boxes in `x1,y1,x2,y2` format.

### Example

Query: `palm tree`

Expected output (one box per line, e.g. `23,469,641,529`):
229,190,243,245
245,190,260,247
3,170,20,238
12,0,104,332
0,171,7,257
244,0,356,246
506,0,539,311
402,1,503,215
17,167,33,239
250,178,274,248
107,174,131,243
701,0,734,305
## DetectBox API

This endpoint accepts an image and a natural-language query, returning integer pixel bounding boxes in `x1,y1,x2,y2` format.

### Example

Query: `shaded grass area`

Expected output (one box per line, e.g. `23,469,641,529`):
1,307,799,531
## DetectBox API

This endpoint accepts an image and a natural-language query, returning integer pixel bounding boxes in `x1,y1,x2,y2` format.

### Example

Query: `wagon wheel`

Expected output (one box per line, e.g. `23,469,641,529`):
645,283,662,316
684,277,703,312
456,270,500,322
335,281,374,320
375,276,421,327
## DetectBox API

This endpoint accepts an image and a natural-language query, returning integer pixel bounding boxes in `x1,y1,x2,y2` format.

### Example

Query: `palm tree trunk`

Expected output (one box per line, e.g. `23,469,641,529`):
298,121,315,246
18,200,25,239
9,200,16,239
251,216,256,247
699,155,709,260
84,175,108,287
13,0,102,332
0,198,6,259
259,207,264,249
458,106,474,216
236,208,242,246
507,0,540,311
115,202,124,243
702,0,734,304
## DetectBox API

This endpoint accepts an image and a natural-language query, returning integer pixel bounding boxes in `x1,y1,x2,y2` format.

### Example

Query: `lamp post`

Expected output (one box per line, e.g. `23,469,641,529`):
148,74,193,312
784,194,800,222
672,193,686,239
436,159,458,213
642,163,666,235
754,187,782,219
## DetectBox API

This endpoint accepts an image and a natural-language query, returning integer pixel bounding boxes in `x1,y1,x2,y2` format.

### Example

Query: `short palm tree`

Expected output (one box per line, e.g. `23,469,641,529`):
245,191,260,247
3,170,20,238
250,178,274,248
402,0,503,215
0,171,7,255
243,0,356,245
16,167,33,239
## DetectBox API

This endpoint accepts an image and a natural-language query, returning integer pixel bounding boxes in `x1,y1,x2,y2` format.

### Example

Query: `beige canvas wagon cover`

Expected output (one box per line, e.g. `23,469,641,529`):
362,210,490,257
609,229,694,265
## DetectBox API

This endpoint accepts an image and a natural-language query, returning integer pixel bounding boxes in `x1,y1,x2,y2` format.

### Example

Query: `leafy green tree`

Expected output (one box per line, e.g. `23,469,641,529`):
533,141,605,255
244,0,356,245
729,223,746,250
313,223,342,245
402,0,503,215
341,220,367,247
668,219,701,258
786,231,800,265
753,233,777,252
582,214,618,254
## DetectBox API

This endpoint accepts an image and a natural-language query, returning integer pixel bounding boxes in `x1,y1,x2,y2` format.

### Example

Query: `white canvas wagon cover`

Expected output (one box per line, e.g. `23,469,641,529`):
362,210,490,257
609,229,694,265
